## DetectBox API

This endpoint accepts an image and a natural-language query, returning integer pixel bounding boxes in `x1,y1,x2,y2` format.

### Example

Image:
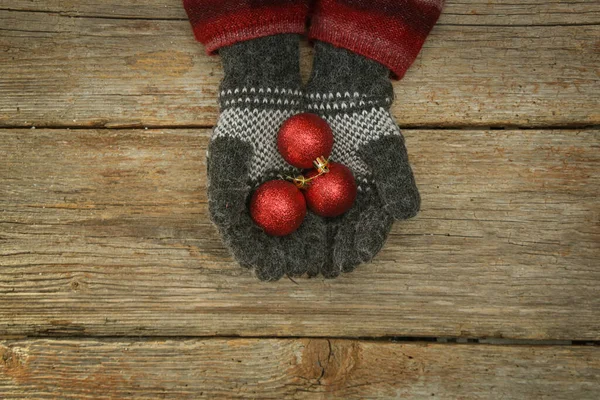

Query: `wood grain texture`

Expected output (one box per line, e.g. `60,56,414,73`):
2,0,600,25
2,1,598,395
1,7,598,128
1,129,598,339
1,339,599,399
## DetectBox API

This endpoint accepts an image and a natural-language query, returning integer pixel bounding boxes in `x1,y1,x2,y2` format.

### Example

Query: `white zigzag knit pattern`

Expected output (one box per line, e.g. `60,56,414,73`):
306,92,391,112
220,87,303,108
213,106,301,182
323,106,402,186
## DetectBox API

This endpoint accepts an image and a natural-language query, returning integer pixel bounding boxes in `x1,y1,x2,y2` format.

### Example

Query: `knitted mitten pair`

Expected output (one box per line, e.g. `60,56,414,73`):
208,34,419,280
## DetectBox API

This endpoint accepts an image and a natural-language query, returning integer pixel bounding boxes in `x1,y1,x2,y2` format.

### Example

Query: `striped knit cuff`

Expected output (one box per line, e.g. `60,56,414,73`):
184,1,310,54
308,0,444,80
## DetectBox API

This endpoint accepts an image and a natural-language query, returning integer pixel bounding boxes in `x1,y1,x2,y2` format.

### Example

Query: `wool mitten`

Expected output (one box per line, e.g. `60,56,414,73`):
305,41,421,278
208,34,326,280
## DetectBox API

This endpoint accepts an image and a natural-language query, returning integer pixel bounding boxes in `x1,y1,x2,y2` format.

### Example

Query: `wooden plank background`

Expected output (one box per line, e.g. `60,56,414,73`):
1,339,599,399
1,128,598,339
1,1,599,128
1,0,599,398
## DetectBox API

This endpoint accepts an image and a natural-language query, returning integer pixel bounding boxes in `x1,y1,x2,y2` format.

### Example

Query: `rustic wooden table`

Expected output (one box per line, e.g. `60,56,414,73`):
1,1,599,398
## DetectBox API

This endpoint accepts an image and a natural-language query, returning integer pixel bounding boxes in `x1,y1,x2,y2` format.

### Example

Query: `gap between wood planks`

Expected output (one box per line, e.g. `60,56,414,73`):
0,8,187,22
0,334,598,347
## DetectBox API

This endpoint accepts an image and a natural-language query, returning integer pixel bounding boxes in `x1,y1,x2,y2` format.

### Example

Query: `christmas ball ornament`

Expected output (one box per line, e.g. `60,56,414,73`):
277,113,334,169
304,162,357,218
250,180,307,236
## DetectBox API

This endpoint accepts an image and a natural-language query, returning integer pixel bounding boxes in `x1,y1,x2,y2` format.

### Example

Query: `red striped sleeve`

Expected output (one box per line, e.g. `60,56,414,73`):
183,0,310,53
309,0,445,79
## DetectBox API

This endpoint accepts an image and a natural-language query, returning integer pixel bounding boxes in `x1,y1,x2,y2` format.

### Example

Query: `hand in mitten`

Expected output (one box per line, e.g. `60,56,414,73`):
305,41,420,278
208,35,327,280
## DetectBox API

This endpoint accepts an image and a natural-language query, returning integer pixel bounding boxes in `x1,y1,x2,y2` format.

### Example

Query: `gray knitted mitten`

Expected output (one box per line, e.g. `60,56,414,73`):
208,35,326,281
305,41,421,278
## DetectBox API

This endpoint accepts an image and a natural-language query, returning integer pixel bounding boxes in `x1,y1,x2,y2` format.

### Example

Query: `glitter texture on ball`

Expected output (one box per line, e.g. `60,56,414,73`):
304,163,357,218
277,113,334,169
250,180,307,236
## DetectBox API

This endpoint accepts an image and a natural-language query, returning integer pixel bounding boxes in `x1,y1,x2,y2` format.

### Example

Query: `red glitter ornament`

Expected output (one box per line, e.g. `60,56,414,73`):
250,180,307,236
304,163,357,218
277,113,334,169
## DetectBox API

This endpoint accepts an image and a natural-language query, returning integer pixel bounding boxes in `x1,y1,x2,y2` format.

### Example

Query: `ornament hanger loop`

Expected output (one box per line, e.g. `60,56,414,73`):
283,156,331,189
314,156,330,174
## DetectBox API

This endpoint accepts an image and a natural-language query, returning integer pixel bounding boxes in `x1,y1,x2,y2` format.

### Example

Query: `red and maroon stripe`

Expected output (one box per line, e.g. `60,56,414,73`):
183,0,310,53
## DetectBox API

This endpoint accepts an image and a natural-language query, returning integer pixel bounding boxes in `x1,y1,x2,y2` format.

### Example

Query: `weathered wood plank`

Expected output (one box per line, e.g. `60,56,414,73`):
1,9,598,128
1,129,598,339
2,0,599,25
1,339,599,399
